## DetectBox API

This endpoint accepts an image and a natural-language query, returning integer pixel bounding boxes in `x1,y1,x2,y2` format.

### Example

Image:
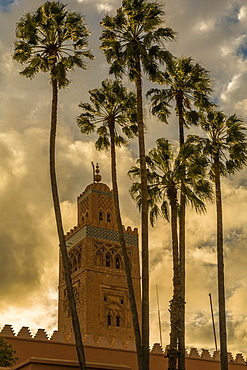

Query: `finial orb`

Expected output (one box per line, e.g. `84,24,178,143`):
94,163,101,182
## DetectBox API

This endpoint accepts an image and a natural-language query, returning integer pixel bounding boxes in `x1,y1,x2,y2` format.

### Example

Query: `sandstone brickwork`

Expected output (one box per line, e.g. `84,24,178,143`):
58,180,141,344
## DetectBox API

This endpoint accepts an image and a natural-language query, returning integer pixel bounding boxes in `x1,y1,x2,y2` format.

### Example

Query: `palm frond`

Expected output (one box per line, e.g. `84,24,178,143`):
13,1,93,87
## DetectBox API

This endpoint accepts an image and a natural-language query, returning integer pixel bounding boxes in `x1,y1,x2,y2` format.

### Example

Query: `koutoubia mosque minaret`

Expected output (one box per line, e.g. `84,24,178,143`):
58,164,141,344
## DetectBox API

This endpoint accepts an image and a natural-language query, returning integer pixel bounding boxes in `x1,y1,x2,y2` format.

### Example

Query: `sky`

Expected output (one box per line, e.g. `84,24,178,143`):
0,0,247,358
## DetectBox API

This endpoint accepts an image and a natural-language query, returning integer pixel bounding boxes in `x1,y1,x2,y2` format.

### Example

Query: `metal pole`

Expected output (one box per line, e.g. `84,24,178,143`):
209,293,218,351
156,284,163,347
91,162,95,182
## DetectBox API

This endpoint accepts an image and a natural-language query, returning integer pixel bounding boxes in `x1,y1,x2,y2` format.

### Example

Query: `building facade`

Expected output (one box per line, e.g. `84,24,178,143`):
58,171,141,344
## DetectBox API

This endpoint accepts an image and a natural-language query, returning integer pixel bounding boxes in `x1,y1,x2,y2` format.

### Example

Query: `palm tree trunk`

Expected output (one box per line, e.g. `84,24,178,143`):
176,92,186,370
135,60,149,370
50,77,87,370
108,120,142,370
178,193,185,370
214,153,228,370
168,187,180,370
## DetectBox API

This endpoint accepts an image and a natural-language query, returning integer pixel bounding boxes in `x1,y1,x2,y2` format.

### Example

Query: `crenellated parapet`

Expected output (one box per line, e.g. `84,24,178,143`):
65,225,80,240
151,344,247,364
122,225,138,235
1,325,247,365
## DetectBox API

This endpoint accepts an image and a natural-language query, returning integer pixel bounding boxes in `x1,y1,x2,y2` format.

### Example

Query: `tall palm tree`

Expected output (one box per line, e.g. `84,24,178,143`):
129,137,213,370
147,56,213,370
100,3,175,368
188,111,247,370
77,79,143,370
13,3,93,369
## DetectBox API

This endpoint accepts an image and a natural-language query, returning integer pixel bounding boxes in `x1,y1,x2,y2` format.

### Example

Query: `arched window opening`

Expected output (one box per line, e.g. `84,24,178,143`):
106,253,111,267
96,252,103,266
107,314,111,326
120,299,124,305
116,315,120,327
99,211,103,221
107,213,111,222
116,256,121,269
73,257,77,272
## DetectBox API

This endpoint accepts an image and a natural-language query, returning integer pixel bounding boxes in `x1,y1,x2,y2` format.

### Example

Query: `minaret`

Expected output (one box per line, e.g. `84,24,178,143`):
58,165,141,344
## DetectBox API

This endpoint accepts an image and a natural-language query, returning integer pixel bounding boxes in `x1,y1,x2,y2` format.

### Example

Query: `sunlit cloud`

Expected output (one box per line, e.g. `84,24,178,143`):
238,5,247,21
96,3,113,13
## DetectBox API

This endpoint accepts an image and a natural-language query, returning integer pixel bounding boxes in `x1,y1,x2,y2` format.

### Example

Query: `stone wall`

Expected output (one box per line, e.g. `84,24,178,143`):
1,325,247,370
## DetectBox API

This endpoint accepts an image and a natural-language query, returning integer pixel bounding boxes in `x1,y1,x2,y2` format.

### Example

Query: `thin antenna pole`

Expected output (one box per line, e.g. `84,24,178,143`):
156,284,163,347
91,162,95,182
209,293,218,351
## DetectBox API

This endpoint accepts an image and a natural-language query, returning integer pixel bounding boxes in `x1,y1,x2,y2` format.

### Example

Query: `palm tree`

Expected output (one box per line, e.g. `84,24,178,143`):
100,3,176,368
147,56,213,370
129,137,213,370
188,111,247,370
77,79,143,370
13,2,93,369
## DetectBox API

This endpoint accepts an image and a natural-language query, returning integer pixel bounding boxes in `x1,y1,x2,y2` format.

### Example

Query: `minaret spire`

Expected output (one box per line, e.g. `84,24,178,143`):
94,163,102,182
91,162,101,183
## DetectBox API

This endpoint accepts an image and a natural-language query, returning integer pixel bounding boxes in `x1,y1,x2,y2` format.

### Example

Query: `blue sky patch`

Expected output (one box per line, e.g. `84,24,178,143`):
237,38,247,60
0,0,16,12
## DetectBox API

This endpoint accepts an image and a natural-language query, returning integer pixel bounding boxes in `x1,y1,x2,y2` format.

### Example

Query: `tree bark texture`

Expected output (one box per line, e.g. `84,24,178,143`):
108,120,142,370
214,153,228,370
135,59,149,370
176,91,186,370
167,187,180,370
50,77,87,370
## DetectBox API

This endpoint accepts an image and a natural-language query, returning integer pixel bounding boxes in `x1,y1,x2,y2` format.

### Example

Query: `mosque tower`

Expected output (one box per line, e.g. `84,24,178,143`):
58,164,141,344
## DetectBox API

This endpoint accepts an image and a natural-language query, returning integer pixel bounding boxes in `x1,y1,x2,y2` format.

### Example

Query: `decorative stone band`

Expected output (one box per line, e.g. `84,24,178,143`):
66,225,138,249
78,188,113,204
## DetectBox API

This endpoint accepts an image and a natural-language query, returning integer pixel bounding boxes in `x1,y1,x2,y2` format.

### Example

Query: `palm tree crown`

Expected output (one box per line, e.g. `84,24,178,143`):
147,56,213,130
130,138,213,225
13,1,93,87
77,79,137,148
100,0,176,81
188,111,247,176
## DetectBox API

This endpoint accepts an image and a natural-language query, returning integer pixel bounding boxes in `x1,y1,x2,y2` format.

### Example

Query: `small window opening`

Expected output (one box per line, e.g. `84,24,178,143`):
99,211,103,221
106,254,111,267
116,256,120,269
116,316,120,327
120,299,124,304
104,296,107,301
107,314,111,326
107,213,111,222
